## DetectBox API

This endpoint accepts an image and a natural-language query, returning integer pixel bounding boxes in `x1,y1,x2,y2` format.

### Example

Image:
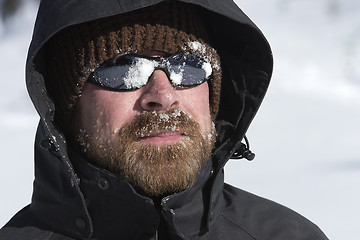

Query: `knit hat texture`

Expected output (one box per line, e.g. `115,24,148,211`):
46,1,221,133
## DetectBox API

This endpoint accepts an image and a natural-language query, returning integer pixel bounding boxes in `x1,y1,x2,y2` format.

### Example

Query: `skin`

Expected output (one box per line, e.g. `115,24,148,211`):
78,51,213,147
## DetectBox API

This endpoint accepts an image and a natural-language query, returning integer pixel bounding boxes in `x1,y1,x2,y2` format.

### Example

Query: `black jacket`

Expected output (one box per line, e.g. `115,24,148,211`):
0,0,328,239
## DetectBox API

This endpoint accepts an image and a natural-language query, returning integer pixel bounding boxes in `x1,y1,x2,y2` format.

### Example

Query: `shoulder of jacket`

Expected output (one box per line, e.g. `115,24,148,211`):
0,226,53,240
0,226,76,240
0,206,75,240
220,184,328,240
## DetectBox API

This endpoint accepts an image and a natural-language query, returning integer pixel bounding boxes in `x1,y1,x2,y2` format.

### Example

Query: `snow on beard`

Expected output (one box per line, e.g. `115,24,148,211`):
77,109,217,197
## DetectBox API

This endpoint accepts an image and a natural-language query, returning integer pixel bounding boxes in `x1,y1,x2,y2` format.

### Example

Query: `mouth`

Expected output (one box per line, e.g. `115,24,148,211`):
138,131,187,145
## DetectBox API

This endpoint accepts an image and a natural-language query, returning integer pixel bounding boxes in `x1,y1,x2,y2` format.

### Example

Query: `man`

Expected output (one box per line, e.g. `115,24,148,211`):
0,0,328,239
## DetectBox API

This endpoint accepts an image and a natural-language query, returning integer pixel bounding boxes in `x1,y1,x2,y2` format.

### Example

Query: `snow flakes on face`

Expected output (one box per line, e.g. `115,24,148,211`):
132,109,197,139
188,41,204,53
169,65,184,86
158,112,170,122
155,109,190,122
202,62,212,79
200,121,216,143
123,58,156,89
171,108,182,117
184,41,221,71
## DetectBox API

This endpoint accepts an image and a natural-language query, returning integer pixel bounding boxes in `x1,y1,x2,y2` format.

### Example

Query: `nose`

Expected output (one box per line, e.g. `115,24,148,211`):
139,70,179,111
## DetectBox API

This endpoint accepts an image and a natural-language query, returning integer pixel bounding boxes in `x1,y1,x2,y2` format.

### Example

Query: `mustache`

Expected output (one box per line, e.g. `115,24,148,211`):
118,109,201,141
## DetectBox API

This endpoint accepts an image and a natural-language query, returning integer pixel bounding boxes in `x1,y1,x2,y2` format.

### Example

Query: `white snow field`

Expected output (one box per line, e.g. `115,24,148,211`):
1,1,359,239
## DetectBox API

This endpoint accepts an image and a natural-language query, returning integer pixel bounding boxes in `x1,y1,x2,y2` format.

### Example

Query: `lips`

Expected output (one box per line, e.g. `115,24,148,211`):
138,131,186,144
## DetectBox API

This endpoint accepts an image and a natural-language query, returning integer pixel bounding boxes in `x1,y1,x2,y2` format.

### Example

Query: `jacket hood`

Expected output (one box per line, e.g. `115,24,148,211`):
26,0,273,238
27,0,272,164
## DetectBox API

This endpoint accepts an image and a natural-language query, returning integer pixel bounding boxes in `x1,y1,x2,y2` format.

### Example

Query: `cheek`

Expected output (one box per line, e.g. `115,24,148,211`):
181,83,211,132
182,82,209,106
78,87,140,136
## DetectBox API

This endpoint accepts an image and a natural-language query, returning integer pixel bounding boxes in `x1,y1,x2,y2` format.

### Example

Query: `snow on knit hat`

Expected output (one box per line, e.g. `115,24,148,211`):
46,1,221,133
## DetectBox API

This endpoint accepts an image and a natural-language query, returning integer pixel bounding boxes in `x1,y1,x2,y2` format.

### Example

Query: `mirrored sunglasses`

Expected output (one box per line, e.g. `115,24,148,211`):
87,52,213,91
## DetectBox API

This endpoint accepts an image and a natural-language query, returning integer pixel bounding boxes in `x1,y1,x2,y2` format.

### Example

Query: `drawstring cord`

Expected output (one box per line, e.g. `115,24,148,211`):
230,135,255,161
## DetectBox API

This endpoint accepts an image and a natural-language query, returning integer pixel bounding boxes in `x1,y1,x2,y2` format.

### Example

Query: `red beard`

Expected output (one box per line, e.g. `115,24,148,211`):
76,109,216,197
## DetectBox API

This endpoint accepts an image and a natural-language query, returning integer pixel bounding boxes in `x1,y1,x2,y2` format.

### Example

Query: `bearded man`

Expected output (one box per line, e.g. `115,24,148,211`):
0,0,328,239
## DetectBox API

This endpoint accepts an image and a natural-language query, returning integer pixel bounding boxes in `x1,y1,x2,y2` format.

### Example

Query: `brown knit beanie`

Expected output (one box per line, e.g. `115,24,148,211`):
46,1,221,133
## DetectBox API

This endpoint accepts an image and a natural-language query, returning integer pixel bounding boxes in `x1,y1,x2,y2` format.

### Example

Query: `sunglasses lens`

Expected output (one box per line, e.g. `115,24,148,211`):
168,54,211,87
90,55,154,90
90,65,129,90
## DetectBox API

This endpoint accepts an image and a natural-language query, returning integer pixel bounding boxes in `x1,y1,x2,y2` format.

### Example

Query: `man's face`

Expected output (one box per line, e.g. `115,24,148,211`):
74,51,216,197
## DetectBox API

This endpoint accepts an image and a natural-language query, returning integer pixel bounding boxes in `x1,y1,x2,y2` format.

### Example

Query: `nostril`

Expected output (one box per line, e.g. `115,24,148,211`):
147,102,162,109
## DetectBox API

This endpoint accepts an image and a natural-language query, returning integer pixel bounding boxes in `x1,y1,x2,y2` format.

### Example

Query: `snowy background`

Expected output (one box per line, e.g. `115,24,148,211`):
1,0,359,239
